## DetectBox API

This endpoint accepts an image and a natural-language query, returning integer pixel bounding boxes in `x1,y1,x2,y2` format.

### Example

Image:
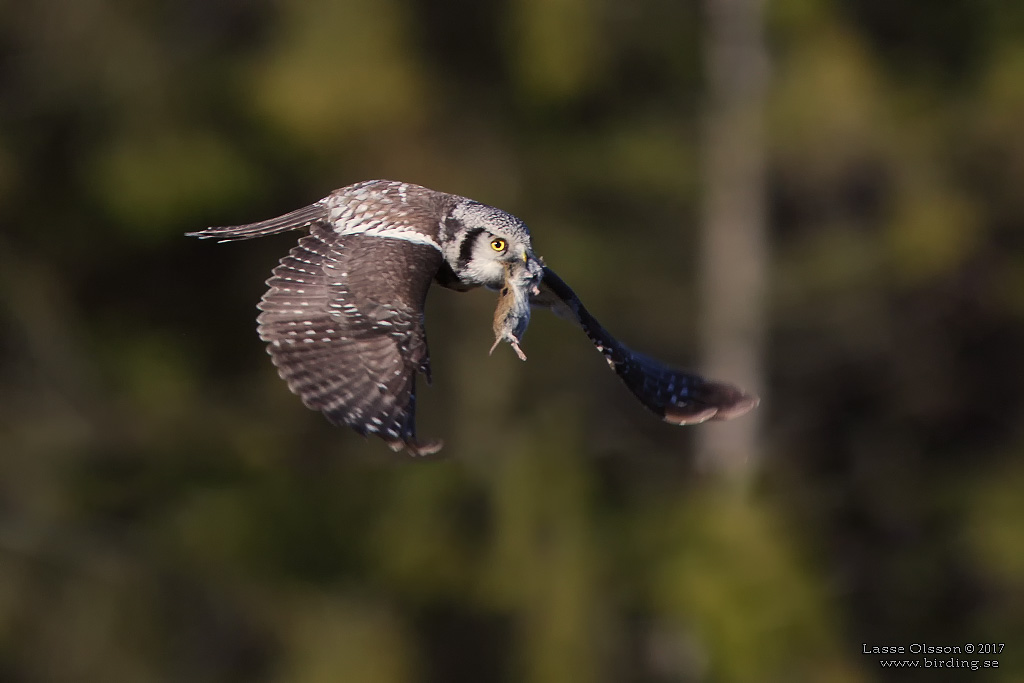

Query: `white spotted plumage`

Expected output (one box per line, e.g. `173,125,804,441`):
188,179,758,455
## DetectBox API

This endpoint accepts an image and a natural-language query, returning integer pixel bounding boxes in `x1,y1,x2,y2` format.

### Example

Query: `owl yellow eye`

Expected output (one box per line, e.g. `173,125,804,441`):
490,238,507,252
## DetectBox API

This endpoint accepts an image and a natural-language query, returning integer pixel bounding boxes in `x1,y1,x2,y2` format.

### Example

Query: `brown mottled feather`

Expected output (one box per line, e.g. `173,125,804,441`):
257,222,443,455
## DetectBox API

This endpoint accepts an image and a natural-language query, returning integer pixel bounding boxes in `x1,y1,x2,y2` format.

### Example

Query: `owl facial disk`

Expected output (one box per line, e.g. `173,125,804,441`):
446,199,539,288
468,230,517,286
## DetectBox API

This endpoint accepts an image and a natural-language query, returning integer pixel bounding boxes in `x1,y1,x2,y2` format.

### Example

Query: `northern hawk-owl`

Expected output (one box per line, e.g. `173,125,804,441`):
188,180,757,455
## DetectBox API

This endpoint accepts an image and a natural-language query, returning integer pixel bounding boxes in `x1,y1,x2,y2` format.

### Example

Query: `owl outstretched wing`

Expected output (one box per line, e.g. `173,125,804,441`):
189,215,444,456
189,179,757,454
534,267,758,424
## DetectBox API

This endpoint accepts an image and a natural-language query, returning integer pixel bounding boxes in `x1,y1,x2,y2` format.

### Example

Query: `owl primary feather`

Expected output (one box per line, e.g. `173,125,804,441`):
188,180,757,455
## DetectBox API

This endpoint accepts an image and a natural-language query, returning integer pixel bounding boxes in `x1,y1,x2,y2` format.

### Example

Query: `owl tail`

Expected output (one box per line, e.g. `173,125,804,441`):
186,202,327,242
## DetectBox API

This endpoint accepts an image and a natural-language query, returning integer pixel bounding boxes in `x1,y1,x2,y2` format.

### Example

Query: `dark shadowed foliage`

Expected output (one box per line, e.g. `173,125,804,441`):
1,0,1022,681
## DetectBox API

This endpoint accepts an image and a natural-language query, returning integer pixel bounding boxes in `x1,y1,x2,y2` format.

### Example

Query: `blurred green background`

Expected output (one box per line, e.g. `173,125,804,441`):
2,0,1023,681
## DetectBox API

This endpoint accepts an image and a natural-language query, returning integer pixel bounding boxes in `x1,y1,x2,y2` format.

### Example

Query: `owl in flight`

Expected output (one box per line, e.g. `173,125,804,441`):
188,180,757,455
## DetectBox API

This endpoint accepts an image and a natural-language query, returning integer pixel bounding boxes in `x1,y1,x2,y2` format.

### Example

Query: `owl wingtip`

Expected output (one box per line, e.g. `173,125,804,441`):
662,388,759,425
711,391,759,421
663,405,719,425
386,437,445,457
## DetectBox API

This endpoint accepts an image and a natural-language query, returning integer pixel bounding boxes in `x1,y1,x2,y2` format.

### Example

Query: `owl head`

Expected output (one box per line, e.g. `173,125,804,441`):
446,199,544,289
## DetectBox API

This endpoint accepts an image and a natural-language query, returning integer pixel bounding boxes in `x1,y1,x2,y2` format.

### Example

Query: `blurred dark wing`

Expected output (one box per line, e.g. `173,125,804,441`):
186,201,328,242
257,222,444,455
534,267,758,424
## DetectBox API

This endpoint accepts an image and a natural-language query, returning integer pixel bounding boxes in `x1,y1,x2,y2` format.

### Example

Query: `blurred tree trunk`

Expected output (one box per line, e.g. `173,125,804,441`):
696,0,769,478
